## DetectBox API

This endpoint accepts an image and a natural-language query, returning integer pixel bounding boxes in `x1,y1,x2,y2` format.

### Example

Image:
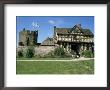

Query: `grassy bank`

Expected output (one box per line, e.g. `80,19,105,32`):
16,60,94,74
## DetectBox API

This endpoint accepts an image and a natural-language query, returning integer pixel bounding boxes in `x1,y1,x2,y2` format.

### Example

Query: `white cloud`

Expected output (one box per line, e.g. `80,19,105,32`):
48,20,56,25
48,19,64,26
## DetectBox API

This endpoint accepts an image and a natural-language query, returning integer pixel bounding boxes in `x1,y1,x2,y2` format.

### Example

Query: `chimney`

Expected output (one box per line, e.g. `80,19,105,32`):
54,26,56,29
54,26,56,36
23,28,25,31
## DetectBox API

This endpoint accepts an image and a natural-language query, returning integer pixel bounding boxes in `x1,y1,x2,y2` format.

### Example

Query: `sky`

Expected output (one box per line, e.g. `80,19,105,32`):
16,16,94,44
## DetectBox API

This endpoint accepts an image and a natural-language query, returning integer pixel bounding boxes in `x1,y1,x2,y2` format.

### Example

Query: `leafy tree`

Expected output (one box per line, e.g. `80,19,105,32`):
54,47,66,57
17,50,23,58
24,46,35,58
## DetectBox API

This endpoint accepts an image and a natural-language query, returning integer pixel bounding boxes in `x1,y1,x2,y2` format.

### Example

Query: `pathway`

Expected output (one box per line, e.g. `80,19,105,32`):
17,57,94,62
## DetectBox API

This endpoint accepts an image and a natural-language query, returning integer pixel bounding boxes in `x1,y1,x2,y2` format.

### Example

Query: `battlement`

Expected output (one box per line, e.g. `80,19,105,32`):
20,28,38,35
19,28,38,46
31,30,38,34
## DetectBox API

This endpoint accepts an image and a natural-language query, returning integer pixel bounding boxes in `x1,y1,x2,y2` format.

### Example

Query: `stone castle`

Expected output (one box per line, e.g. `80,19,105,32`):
18,24,94,56
19,28,38,46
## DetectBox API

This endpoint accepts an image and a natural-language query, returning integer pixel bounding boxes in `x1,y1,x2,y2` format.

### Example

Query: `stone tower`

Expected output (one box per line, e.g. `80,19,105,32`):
19,28,38,46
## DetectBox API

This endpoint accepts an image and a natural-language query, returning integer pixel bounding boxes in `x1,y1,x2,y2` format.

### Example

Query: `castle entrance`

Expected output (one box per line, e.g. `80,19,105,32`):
71,43,81,57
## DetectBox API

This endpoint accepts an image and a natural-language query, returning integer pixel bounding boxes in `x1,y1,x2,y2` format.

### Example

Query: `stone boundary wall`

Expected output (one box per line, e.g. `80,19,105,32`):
35,46,55,56
16,46,56,56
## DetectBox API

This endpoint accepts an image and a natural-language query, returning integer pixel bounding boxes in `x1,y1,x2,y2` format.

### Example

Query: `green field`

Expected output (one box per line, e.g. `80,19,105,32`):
16,60,94,74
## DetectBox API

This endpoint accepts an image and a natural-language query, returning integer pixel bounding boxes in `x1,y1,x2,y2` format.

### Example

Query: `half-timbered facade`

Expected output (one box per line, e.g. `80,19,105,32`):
53,24,94,55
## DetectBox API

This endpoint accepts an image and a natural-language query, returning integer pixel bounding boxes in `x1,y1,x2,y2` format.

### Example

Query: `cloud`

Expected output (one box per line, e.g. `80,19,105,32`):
48,19,63,26
48,20,56,25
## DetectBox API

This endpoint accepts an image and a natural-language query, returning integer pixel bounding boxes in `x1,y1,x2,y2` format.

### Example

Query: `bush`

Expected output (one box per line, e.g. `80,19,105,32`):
54,47,66,57
43,47,72,58
23,46,35,58
45,51,55,58
66,52,74,57
81,50,94,58
17,50,23,58
35,54,42,58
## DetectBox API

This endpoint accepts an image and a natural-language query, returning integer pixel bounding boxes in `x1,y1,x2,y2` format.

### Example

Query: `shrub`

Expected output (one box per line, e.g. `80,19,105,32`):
81,50,94,58
17,50,23,58
40,50,54,58
35,54,42,58
54,47,66,57
63,53,72,58
23,46,35,58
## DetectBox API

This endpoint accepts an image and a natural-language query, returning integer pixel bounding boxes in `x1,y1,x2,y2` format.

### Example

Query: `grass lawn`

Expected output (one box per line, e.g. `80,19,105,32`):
16,60,94,74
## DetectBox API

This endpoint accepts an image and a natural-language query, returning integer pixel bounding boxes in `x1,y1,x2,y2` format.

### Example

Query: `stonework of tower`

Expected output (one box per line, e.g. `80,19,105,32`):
19,28,38,46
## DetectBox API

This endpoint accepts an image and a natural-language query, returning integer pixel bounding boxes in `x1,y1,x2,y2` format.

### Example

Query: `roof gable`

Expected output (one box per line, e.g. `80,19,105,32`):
54,24,93,35
41,37,55,46
71,24,83,33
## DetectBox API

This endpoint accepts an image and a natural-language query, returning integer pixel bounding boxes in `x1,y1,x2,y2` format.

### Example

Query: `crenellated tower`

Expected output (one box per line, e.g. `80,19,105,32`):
19,28,38,46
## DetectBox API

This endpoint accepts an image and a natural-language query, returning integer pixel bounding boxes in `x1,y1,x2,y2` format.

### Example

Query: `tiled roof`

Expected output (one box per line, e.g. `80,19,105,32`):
55,24,93,36
55,28,71,34
83,29,93,35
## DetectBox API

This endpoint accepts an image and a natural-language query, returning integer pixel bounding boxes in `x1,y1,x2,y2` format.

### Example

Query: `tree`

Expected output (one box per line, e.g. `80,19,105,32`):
24,46,34,58
54,47,66,57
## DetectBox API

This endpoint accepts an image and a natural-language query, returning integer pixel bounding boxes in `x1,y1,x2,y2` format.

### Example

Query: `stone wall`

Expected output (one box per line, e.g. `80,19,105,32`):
17,46,56,56
35,46,55,56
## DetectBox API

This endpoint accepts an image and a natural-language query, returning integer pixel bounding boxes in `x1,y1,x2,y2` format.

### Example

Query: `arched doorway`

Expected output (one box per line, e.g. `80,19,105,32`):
71,43,81,57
